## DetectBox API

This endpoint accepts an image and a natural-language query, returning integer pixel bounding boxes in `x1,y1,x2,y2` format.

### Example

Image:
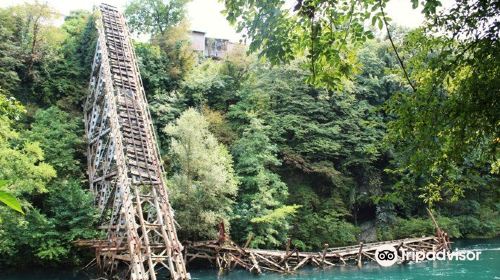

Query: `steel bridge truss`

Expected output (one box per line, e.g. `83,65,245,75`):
84,4,189,280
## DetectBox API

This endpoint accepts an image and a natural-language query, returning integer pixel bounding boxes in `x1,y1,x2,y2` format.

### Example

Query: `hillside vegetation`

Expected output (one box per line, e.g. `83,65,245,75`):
0,0,498,267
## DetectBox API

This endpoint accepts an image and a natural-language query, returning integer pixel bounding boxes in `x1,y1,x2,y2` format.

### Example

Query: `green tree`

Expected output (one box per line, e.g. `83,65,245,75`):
0,180,23,214
288,185,360,250
0,10,22,93
225,55,398,245
222,0,497,88
0,98,57,263
26,107,83,177
0,95,25,214
125,0,189,35
0,4,96,109
135,23,195,152
223,0,375,87
231,118,298,247
45,10,97,110
137,23,195,96
224,0,499,211
0,119,56,197
180,46,253,112
164,108,238,240
2,3,64,104
386,29,499,205
0,91,97,265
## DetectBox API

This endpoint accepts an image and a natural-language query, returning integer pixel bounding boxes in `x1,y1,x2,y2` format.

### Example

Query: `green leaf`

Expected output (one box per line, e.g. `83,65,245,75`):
0,191,24,214
0,180,8,189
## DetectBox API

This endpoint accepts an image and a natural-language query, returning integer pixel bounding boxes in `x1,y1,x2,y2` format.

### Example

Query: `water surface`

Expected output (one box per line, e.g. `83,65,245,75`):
1,238,498,280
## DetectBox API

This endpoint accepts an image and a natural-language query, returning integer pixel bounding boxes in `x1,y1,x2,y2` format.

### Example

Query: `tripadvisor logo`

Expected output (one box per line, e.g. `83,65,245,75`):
374,244,482,267
375,245,398,267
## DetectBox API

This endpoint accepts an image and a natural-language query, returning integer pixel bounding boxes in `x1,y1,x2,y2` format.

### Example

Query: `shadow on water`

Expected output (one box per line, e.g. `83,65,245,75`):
1,238,498,280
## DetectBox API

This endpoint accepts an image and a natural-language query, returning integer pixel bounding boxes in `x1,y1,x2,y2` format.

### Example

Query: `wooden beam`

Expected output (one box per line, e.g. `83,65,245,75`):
293,256,310,271
357,242,364,267
249,253,262,274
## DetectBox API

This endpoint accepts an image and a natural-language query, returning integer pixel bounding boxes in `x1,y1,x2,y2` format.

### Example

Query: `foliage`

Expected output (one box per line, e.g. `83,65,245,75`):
137,23,195,96
134,22,195,151
390,216,461,239
222,0,494,89
0,5,95,108
386,28,499,205
25,107,83,177
223,0,371,87
288,185,360,250
231,118,297,247
50,10,97,110
0,186,98,265
0,0,498,269
0,2,64,105
165,108,238,240
0,95,26,215
0,91,25,120
0,180,23,214
181,46,252,112
0,10,21,93
202,106,237,146
0,100,97,265
125,0,189,35
0,6,97,265
0,118,56,196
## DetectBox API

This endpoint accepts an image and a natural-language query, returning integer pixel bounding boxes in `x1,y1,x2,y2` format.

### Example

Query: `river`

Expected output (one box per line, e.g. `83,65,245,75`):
1,238,498,280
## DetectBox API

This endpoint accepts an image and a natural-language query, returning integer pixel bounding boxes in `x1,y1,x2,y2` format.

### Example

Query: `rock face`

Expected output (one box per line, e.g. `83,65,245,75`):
359,220,378,242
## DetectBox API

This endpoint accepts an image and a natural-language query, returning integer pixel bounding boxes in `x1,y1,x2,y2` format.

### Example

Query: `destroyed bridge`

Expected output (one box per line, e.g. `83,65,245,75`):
78,4,451,280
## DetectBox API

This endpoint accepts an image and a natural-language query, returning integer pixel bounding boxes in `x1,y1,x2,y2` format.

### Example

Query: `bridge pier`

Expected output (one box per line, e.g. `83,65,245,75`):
80,4,189,279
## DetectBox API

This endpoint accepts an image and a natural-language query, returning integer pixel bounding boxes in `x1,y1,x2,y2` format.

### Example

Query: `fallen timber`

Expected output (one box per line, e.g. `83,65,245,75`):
186,235,451,274
185,220,451,275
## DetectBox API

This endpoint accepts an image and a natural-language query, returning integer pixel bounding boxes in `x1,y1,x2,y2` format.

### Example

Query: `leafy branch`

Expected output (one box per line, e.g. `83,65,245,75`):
379,0,417,92
0,180,24,214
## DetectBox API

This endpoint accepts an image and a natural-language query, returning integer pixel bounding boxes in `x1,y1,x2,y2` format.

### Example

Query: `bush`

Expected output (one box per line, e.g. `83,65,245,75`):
391,216,461,239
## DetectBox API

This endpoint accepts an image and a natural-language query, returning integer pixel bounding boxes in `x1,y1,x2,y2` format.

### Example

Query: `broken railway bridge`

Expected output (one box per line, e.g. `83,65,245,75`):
79,3,451,280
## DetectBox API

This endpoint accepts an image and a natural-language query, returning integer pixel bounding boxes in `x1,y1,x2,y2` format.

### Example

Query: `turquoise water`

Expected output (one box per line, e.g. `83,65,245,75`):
1,238,499,280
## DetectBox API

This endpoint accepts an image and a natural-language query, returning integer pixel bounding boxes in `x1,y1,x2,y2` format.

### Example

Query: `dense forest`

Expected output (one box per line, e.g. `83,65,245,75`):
0,0,498,268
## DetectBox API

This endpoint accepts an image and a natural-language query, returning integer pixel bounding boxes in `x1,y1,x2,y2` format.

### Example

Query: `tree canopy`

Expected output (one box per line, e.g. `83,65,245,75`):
125,0,189,35
165,108,238,240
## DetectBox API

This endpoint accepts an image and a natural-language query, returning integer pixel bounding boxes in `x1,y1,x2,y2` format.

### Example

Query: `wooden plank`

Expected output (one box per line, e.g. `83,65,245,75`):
293,256,310,271
249,253,262,274
357,242,364,267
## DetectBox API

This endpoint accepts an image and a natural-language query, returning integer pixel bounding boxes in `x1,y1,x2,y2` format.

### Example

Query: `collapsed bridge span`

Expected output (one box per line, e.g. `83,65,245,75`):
186,233,450,274
79,3,451,280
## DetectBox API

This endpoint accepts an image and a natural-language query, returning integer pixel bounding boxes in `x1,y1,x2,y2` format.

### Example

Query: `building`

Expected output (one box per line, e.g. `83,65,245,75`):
189,30,238,59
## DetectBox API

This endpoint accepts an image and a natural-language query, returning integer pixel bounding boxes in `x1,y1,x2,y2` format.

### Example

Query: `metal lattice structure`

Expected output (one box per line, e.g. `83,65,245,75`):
84,4,190,280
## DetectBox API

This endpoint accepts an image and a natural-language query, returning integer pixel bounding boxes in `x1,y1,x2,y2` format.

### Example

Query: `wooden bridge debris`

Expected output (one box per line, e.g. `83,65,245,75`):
185,230,450,274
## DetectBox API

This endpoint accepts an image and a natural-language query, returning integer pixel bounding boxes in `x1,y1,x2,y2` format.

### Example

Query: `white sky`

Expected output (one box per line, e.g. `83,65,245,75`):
0,0,453,42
